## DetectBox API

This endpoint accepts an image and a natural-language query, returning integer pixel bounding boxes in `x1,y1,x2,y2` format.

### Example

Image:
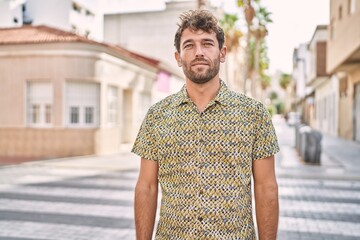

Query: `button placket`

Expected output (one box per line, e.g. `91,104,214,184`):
196,111,205,225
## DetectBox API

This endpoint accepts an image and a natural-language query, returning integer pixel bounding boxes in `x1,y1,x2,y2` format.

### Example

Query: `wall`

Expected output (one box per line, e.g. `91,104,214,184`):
0,128,95,158
327,0,360,72
0,0,23,27
314,75,338,136
26,0,72,30
338,73,353,139
0,41,157,158
103,1,200,76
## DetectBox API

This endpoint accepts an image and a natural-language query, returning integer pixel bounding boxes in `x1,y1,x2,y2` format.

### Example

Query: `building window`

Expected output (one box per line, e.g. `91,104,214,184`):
85,106,94,124
348,0,356,14
70,106,79,124
32,104,40,124
45,104,52,124
107,86,118,125
66,82,99,127
27,82,53,127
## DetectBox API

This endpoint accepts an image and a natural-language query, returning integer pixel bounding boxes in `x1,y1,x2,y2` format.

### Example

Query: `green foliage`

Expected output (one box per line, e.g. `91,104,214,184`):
260,73,271,90
267,104,276,116
279,73,292,90
275,100,285,114
220,14,243,51
220,13,238,30
269,91,278,100
256,6,273,26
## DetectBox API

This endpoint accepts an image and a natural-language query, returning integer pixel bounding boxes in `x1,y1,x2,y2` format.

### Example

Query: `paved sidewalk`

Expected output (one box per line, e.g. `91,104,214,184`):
273,115,360,181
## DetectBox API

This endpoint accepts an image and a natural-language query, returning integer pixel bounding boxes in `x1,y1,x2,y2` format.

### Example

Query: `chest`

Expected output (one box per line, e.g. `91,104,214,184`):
157,106,255,162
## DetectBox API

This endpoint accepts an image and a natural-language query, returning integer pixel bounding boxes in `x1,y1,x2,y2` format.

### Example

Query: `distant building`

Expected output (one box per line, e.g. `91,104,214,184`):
327,0,360,141
0,25,181,160
306,25,336,135
292,43,311,120
0,0,102,40
103,0,221,78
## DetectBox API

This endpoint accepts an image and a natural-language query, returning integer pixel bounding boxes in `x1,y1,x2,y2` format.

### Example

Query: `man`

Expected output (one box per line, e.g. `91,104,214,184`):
133,9,279,240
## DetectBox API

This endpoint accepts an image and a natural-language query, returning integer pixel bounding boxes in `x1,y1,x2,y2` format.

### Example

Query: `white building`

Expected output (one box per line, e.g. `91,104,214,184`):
103,0,222,79
0,0,102,40
292,43,311,119
307,25,338,135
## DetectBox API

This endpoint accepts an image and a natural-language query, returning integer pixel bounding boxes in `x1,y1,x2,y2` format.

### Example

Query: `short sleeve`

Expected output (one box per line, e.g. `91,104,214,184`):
252,103,280,161
131,108,159,161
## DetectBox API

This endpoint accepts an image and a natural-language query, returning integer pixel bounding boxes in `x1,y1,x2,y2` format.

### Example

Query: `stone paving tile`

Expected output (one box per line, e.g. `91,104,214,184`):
280,194,360,204
0,192,133,206
26,181,135,191
278,230,360,240
0,238,53,240
0,221,134,240
0,210,134,229
0,199,134,219
278,177,360,240
1,185,134,201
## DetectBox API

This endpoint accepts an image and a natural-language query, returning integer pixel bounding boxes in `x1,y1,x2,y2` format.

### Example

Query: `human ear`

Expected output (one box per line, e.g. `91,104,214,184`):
220,46,227,63
175,51,182,67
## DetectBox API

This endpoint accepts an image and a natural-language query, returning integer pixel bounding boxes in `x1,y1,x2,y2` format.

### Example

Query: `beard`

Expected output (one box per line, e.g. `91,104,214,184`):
181,56,220,84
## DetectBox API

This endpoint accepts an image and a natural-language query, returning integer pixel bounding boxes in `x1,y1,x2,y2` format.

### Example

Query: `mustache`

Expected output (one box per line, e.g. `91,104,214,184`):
191,58,210,65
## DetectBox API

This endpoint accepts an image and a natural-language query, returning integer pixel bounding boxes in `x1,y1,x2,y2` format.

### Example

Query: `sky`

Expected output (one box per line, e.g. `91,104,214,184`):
80,0,330,74
212,0,330,74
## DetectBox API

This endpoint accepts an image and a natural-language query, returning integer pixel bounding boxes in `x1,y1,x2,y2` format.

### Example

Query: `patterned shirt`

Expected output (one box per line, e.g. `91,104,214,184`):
132,80,279,240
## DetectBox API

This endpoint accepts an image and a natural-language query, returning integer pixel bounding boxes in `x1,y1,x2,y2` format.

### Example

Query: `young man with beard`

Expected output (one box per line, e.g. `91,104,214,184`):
133,9,279,240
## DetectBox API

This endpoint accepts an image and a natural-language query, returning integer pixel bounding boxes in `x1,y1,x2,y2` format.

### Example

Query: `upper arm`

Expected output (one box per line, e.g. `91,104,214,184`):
136,158,159,188
253,155,277,187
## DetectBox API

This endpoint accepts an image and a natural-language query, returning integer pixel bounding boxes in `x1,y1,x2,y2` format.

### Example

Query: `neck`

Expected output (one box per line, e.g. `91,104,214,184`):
186,77,221,113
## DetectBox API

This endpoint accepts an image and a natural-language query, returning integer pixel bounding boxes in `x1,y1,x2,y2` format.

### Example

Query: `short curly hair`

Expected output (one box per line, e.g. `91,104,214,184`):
174,9,225,53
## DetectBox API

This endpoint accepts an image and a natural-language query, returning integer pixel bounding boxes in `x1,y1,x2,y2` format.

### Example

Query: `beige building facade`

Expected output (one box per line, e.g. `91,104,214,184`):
0,25,180,159
306,25,338,136
327,0,360,141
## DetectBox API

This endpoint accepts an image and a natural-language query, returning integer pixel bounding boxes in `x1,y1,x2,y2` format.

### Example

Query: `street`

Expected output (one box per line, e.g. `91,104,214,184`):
0,117,359,240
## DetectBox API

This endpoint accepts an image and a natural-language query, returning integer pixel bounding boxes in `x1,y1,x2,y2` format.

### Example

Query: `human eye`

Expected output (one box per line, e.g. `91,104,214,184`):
203,41,214,47
183,43,193,49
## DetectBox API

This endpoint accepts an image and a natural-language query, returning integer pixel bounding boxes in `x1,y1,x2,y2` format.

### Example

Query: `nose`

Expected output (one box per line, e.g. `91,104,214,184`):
195,45,204,58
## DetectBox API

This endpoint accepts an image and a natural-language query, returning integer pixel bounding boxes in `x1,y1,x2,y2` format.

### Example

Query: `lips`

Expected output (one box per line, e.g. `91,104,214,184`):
191,60,209,66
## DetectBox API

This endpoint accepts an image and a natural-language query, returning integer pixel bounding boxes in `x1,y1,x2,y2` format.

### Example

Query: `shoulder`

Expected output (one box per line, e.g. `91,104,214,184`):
226,89,266,112
145,92,181,118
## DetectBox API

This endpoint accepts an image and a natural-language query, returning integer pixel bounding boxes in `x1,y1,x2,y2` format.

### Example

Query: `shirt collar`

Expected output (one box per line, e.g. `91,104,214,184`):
174,79,231,107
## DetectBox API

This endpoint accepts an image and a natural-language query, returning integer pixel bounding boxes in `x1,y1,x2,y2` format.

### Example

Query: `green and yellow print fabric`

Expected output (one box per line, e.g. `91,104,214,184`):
132,81,280,240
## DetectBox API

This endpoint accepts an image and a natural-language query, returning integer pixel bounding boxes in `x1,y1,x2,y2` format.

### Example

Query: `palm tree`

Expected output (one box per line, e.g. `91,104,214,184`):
279,73,292,90
237,0,272,98
220,13,243,52
219,13,243,91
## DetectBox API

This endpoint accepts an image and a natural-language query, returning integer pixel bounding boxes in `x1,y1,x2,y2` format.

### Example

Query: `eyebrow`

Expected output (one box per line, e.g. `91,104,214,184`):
181,38,215,47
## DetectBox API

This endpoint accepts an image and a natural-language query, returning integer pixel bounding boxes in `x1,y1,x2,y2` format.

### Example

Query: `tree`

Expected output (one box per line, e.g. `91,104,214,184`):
279,73,292,90
220,13,243,52
237,0,272,98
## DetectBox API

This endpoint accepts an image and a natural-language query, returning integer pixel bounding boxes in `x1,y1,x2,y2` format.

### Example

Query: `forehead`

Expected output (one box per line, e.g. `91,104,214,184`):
180,28,217,44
